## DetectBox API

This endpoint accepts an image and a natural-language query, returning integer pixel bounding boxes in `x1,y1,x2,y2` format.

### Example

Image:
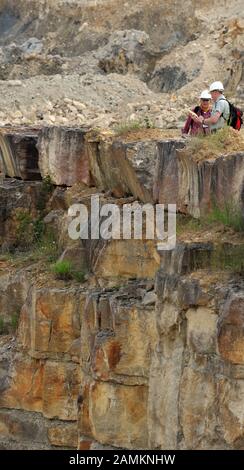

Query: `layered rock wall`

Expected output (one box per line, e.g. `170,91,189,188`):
0,125,244,450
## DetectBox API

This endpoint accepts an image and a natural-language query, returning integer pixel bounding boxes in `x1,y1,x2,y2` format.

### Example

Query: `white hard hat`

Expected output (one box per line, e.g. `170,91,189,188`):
199,90,212,99
209,81,224,92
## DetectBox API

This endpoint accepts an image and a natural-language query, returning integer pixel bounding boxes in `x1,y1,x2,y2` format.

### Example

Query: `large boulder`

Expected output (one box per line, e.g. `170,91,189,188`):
97,29,156,80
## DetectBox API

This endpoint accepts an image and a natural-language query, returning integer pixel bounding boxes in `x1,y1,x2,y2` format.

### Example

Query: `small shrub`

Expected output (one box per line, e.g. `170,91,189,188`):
42,175,53,194
36,176,54,212
72,271,85,283
113,119,144,135
30,229,60,263
16,211,32,228
51,260,73,280
51,260,86,282
16,210,33,248
15,211,45,249
33,218,45,243
2,228,60,264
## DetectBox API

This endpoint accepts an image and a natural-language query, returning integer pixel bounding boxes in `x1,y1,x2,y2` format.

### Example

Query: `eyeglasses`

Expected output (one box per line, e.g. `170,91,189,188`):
201,99,210,102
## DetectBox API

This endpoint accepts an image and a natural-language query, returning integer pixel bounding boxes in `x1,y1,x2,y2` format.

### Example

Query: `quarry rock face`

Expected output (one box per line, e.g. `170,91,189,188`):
1,126,243,222
87,132,187,203
0,179,49,250
1,222,244,450
38,127,91,186
87,132,155,202
93,238,160,286
0,0,244,452
0,127,40,180
218,293,244,364
155,142,244,218
153,139,185,203
176,150,244,218
148,268,244,450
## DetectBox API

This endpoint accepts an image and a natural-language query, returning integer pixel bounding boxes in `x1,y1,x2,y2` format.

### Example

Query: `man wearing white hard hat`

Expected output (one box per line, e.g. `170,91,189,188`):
196,81,230,132
182,90,212,136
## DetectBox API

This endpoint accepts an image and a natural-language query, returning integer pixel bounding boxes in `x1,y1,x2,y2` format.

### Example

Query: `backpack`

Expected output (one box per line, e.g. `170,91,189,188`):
219,98,243,130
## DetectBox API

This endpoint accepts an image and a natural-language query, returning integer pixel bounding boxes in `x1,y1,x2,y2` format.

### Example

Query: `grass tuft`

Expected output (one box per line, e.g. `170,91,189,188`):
206,202,244,232
184,127,244,161
51,260,86,283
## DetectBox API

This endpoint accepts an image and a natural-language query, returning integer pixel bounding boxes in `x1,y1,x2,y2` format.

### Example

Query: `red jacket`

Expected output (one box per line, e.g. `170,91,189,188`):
182,106,212,135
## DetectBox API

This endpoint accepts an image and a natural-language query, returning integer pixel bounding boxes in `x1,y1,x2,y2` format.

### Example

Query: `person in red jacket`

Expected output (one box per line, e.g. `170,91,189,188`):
182,90,212,136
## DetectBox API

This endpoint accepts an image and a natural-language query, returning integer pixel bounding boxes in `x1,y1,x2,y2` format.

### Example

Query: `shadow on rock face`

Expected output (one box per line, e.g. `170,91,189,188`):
0,10,19,41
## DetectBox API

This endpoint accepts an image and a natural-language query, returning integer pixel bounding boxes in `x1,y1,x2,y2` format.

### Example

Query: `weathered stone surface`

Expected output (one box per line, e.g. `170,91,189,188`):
0,268,29,332
154,142,244,218
159,241,244,276
186,307,218,354
89,134,236,218
81,284,157,383
0,354,44,412
87,134,154,202
153,139,185,203
148,44,203,93
0,348,81,421
0,0,244,453
43,209,66,246
218,377,244,448
58,246,88,273
148,336,184,449
48,422,77,448
18,286,86,359
0,155,243,452
149,65,188,93
46,186,68,212
38,126,91,186
218,293,244,364
78,282,158,449
97,30,153,79
0,179,47,249
0,127,41,180
177,150,244,218
0,409,76,449
79,378,148,449
43,360,80,421
179,363,217,449
94,238,160,285
148,265,185,449
1,334,81,423
148,269,244,450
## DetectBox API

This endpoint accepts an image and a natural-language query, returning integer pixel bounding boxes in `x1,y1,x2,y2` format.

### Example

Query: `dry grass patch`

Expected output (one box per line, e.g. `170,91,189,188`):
183,127,244,161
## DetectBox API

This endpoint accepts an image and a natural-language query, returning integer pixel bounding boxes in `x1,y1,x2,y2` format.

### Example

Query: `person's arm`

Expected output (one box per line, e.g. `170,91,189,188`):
198,112,221,125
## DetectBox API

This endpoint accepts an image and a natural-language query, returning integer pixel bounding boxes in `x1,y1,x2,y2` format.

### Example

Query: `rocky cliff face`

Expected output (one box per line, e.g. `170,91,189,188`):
0,0,243,452
0,125,243,450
